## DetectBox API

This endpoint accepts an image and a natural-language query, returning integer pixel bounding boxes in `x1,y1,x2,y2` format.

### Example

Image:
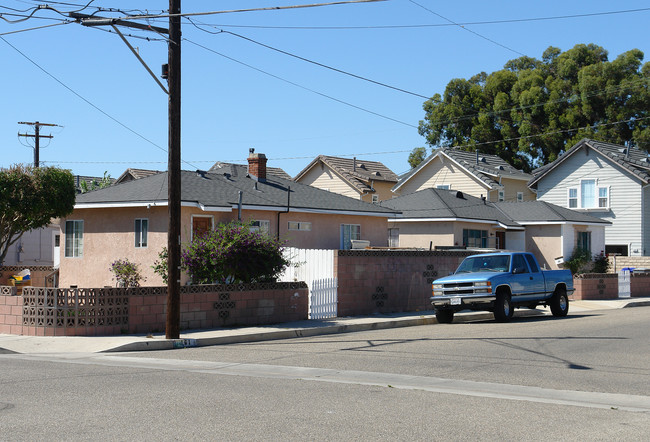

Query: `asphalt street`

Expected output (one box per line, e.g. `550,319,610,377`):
0,306,648,440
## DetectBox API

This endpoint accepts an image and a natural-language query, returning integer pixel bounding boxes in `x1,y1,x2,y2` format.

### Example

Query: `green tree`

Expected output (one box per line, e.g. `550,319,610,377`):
0,165,76,264
418,44,650,171
79,171,112,193
407,147,427,168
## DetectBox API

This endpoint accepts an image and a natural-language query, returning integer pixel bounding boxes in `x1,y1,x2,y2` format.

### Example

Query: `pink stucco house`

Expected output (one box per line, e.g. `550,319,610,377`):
59,152,398,288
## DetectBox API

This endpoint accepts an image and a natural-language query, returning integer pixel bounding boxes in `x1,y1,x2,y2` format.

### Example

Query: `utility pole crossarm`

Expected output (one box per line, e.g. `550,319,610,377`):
18,121,58,168
68,12,169,34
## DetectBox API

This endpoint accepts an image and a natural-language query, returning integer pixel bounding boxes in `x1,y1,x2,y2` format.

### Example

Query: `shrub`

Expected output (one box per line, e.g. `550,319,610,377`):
151,247,169,284
591,252,610,273
563,248,592,275
110,258,144,287
181,221,290,284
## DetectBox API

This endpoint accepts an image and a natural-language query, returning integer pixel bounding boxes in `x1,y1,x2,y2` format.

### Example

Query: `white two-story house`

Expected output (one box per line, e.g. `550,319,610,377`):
529,138,650,257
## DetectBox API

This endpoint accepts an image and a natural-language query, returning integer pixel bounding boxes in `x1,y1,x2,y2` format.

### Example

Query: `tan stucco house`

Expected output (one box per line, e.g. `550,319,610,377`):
393,148,535,202
380,188,609,269
60,153,398,288
294,155,398,203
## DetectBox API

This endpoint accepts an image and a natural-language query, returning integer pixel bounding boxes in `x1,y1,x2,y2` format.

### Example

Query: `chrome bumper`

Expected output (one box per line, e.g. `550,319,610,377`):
430,294,496,307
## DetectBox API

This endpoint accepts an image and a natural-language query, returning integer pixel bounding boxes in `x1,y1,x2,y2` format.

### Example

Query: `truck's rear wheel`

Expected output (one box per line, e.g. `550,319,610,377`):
494,291,513,322
436,308,454,324
550,287,569,317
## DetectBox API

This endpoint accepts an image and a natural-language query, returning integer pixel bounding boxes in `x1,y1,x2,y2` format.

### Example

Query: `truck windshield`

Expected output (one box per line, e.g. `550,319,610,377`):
456,255,511,273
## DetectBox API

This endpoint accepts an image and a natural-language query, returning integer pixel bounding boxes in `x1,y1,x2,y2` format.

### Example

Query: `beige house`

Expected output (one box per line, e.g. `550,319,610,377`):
294,155,398,203
393,148,535,202
61,153,397,288
380,188,609,269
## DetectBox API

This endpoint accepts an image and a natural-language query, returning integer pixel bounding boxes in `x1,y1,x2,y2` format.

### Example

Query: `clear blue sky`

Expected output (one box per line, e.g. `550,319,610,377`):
2,1,649,179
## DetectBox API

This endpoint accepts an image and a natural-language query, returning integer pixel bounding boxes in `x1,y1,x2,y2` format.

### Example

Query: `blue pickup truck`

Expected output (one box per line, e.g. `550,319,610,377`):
431,252,574,323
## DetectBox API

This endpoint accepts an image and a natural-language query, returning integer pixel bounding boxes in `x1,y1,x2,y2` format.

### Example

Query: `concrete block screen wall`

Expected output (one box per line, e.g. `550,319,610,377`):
0,283,308,337
335,250,473,317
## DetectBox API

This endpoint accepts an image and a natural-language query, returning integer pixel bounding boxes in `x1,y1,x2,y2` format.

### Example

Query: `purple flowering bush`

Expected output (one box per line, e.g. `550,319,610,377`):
110,258,144,288
181,221,290,284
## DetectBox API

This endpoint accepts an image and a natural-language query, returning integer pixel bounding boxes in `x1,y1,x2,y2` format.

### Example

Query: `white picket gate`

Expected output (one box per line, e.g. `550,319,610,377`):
278,248,338,319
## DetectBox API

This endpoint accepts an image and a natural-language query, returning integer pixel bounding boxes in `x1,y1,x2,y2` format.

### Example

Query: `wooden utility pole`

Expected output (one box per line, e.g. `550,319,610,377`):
18,121,56,167
166,0,182,339
70,7,182,338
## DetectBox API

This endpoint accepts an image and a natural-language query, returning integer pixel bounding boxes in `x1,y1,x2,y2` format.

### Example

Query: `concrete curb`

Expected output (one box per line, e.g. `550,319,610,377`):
105,310,533,353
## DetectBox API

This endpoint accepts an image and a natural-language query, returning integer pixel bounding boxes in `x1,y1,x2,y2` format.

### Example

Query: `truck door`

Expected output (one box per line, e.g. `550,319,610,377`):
510,253,545,302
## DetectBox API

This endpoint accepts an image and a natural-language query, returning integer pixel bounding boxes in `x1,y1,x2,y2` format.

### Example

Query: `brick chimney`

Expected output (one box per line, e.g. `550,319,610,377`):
247,150,267,182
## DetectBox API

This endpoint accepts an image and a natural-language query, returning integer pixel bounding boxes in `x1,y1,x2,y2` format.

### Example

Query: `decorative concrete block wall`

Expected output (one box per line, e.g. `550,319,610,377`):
0,283,308,337
335,250,472,317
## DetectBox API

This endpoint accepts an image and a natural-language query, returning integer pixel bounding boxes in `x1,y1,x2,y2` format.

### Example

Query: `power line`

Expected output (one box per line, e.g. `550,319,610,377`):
407,0,526,57
187,19,429,99
0,34,200,171
198,7,650,30
184,37,418,128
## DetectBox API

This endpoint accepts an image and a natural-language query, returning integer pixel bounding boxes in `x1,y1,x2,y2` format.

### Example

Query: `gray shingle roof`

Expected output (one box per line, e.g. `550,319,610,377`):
294,155,398,194
380,188,521,228
529,139,650,188
493,201,611,225
379,188,608,228
394,148,531,192
209,162,291,180
75,164,398,216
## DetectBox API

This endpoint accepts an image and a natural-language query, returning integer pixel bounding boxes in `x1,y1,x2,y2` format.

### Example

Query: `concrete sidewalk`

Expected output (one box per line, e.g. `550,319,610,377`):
1,298,649,355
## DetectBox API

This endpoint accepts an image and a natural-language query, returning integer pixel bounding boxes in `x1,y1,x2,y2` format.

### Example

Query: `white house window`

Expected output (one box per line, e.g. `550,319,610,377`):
569,180,609,209
581,180,596,208
517,192,523,202
135,219,148,248
598,187,609,208
437,185,450,190
498,190,505,202
341,224,361,250
251,220,270,234
288,221,311,231
65,220,83,258
568,188,578,208
372,195,379,204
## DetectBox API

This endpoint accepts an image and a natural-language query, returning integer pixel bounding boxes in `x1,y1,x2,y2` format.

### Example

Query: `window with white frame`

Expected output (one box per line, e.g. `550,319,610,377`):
568,188,578,208
372,194,379,204
65,220,83,258
341,224,361,249
135,219,148,248
288,221,311,231
598,187,609,208
498,190,505,202
250,220,270,234
437,184,450,190
567,180,609,209
517,192,523,202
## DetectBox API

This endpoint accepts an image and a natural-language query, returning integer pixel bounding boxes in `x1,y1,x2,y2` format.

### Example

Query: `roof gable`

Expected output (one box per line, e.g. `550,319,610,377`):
294,155,398,194
529,139,650,188
393,148,531,192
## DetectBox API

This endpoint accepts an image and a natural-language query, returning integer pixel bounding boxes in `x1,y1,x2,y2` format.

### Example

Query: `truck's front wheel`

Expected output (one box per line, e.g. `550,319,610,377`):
550,287,569,317
436,308,454,324
494,291,513,322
